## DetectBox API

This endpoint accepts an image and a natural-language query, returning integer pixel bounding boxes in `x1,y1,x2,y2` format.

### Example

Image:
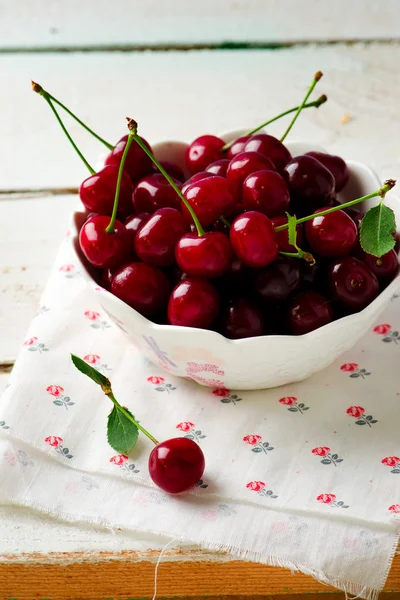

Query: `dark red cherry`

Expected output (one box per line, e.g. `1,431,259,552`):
288,290,334,335
230,211,279,268
182,176,236,227
79,215,130,269
219,257,249,290
181,171,217,194
227,152,276,196
106,134,153,183
271,215,304,253
328,256,379,310
111,261,171,316
156,161,185,182
283,156,335,215
124,212,151,244
305,151,349,192
148,437,205,494
79,165,133,218
242,170,290,217
132,173,182,214
254,257,300,303
226,135,250,159
221,297,264,339
134,208,188,267
244,134,292,172
359,249,399,282
305,208,358,257
186,135,225,174
176,232,232,279
206,159,230,177
168,278,220,329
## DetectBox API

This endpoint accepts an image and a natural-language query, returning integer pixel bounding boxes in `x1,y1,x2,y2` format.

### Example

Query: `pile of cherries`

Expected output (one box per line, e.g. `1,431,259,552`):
78,129,399,339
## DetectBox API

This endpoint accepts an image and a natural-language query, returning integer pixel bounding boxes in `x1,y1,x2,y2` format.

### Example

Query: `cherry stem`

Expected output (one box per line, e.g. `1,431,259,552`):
220,215,231,228
128,120,205,237
32,81,114,151
108,391,159,446
280,71,323,142
222,93,327,152
274,179,397,233
105,131,134,234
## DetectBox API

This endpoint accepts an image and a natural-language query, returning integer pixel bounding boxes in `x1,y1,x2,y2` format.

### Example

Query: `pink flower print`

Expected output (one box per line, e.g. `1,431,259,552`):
246,481,278,499
213,388,242,405
147,376,165,385
186,362,225,387
176,421,195,433
312,447,343,466
388,504,400,514
46,385,74,410
279,396,309,414
381,456,400,473
84,310,111,330
243,435,274,455
83,354,111,374
346,405,377,426
176,422,206,442
24,337,48,353
340,363,370,379
24,336,38,346
147,375,176,393
110,454,140,474
46,385,64,397
212,388,230,397
44,436,73,458
374,324,392,335
85,310,100,321
3,451,17,466
374,323,399,344
316,493,349,508
340,363,358,372
59,264,79,278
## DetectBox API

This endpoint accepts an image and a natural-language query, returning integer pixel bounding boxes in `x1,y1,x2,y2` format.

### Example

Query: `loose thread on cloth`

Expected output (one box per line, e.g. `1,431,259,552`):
152,539,177,600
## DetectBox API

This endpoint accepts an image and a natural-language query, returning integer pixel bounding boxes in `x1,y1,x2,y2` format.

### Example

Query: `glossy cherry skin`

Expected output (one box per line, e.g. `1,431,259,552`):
221,297,264,339
305,151,349,192
79,165,133,217
206,159,230,177
124,212,151,245
156,161,185,182
181,171,217,194
244,134,292,172
227,151,276,196
305,208,358,257
254,257,300,303
242,170,290,217
106,134,153,183
359,249,399,282
226,135,250,159
271,216,304,253
79,215,131,269
132,174,182,214
288,290,334,335
328,256,379,310
283,156,335,215
230,211,279,268
185,135,225,174
176,232,232,279
168,278,220,329
111,261,171,316
148,437,205,494
182,175,236,227
134,208,188,267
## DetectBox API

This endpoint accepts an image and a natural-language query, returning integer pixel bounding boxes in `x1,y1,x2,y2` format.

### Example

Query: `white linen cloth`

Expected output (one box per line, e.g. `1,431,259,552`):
0,230,399,600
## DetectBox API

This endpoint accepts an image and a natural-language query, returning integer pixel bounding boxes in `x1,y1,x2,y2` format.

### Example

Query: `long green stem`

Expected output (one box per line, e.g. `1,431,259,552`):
274,180,397,233
105,132,134,233
280,71,323,142
222,94,327,152
109,392,159,446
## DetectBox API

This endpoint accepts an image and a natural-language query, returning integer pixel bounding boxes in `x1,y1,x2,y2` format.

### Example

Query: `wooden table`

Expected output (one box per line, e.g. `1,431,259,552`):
1,3,400,598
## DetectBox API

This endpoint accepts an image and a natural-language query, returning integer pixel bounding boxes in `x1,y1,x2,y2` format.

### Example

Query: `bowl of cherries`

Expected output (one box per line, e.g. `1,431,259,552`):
34,74,400,390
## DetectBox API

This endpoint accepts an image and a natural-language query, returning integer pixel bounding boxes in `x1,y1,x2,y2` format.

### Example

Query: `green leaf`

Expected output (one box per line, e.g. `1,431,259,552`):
71,354,110,389
360,204,396,257
331,453,338,460
286,213,298,248
252,447,263,453
107,406,138,454
321,459,331,465
356,420,366,425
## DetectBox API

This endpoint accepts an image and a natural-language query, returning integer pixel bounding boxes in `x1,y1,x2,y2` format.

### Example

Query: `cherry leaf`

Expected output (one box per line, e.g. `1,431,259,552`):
359,204,396,257
107,406,138,454
71,354,110,389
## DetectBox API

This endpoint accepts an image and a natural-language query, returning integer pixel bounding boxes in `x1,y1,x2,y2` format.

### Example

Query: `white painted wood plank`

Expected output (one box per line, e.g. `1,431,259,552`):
0,1,399,48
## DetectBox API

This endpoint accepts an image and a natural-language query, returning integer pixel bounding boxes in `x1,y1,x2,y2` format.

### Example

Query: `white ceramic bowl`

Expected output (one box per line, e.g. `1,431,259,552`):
71,133,400,390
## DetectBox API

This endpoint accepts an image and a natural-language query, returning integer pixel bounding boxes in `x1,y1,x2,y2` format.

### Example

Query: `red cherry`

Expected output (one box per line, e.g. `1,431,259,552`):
106,134,153,183
148,437,205,494
359,249,399,282
271,215,304,253
134,208,188,267
219,257,249,291
305,151,349,192
182,176,236,227
156,161,185,182
304,208,358,257
79,165,133,217
132,174,182,214
230,211,279,268
288,290,334,335
328,256,379,310
186,135,225,174
111,262,171,316
244,134,292,172
181,171,217,194
283,156,335,215
168,278,220,329
221,297,264,339
242,170,290,217
227,152,276,196
254,257,301,303
79,215,130,269
226,135,250,159
205,159,230,177
124,212,151,245
176,232,232,279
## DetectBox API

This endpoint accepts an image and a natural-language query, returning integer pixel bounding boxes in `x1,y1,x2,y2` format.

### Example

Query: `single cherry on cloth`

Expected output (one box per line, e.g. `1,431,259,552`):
227,151,276,196
168,278,220,329
359,249,399,283
271,215,304,253
185,135,225,174
242,170,290,217
182,175,236,227
328,256,379,311
206,159,230,177
135,208,188,267
306,151,349,192
176,232,232,279
79,165,133,217
132,173,182,213
148,437,205,494
225,135,250,159
304,208,358,257
283,155,335,215
288,290,334,335
79,215,130,269
124,212,151,244
221,297,264,339
106,134,153,183
111,261,171,316
230,211,279,268
254,257,301,303
156,161,185,182
244,134,292,172
181,171,217,194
